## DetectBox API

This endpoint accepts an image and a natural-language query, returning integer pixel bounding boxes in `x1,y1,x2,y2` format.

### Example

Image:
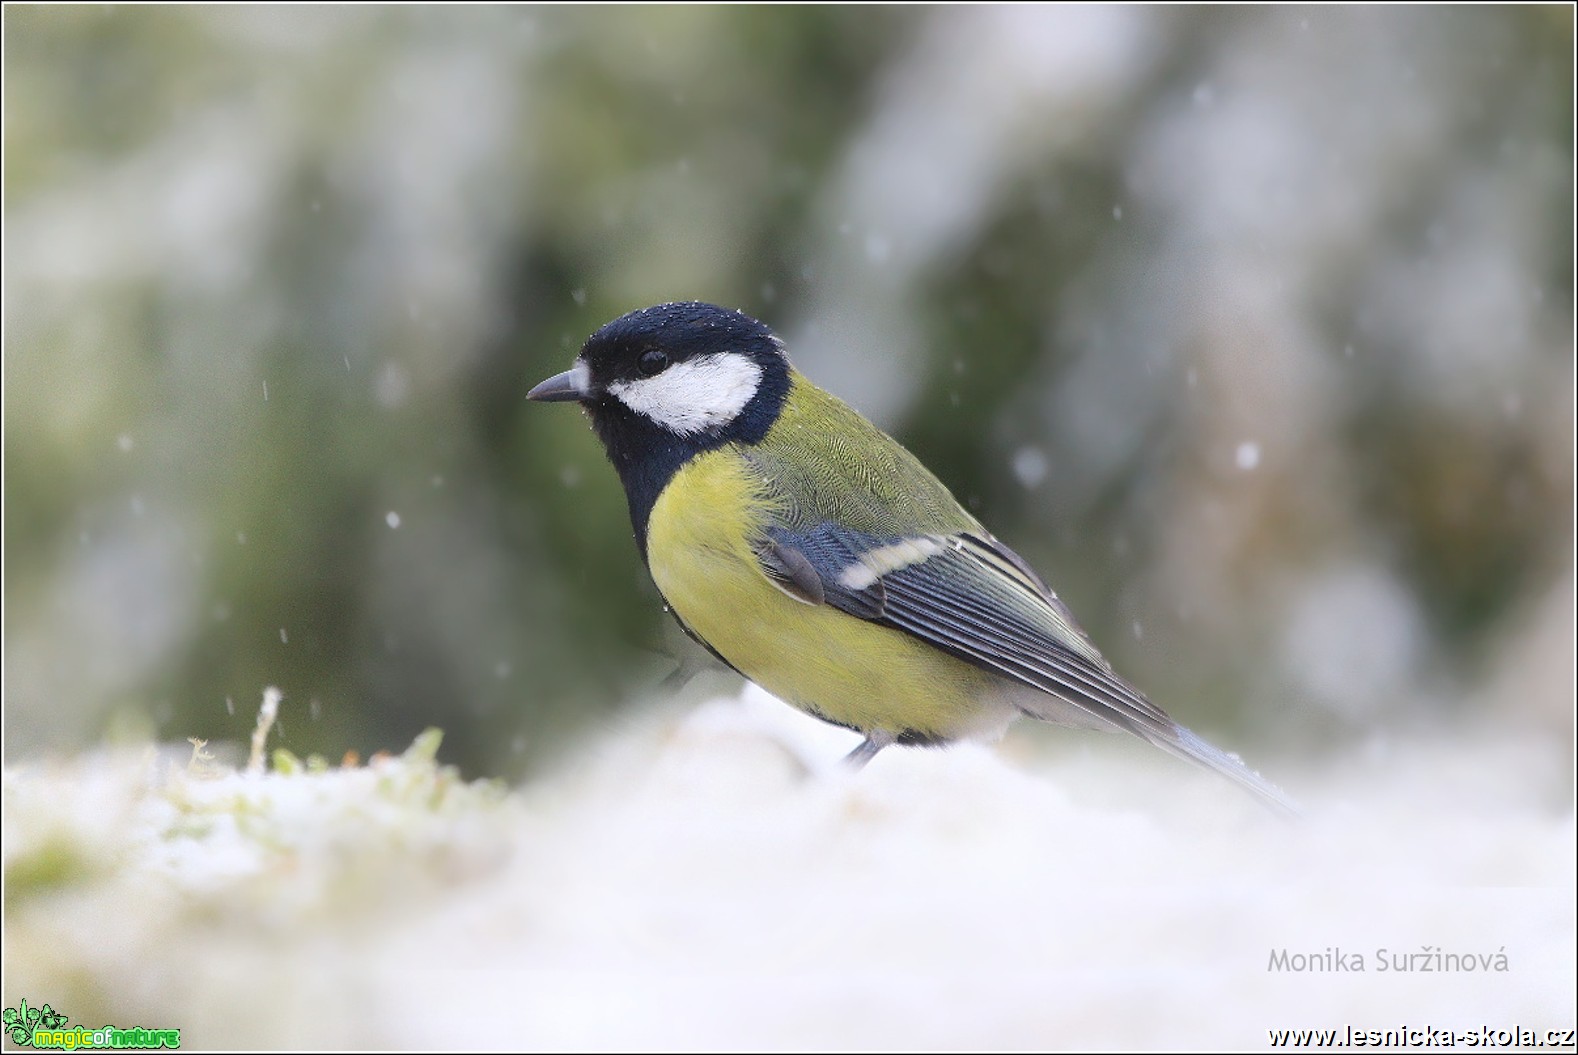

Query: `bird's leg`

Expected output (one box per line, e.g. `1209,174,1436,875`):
842,730,895,769
658,662,698,693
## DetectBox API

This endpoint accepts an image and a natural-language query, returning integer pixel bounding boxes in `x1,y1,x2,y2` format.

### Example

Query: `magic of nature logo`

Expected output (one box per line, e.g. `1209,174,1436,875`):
3,1000,180,1050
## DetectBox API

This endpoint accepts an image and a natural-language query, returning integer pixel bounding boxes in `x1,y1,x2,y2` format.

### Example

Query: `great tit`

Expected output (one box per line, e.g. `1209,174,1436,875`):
530,302,1294,815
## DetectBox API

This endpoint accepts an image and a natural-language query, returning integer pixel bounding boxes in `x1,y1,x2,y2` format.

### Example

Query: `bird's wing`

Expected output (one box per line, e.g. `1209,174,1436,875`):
757,520,1175,739
756,520,1298,816
742,383,1296,813
742,383,1168,736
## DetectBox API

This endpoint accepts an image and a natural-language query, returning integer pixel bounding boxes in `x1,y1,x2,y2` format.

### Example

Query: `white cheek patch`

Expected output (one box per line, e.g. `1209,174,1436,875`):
606,353,764,435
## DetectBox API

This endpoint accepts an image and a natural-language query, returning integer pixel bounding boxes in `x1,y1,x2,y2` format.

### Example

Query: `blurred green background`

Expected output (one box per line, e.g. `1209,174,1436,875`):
4,5,1572,780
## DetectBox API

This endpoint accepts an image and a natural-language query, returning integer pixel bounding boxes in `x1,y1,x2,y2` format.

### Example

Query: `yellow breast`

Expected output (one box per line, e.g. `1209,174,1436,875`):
645,448,1013,742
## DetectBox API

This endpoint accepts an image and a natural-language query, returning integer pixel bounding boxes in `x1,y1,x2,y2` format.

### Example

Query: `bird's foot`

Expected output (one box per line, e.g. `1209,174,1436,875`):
842,730,895,769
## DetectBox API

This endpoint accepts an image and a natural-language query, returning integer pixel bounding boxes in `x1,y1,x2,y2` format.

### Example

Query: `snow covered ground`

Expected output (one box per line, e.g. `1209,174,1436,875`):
4,685,1573,1050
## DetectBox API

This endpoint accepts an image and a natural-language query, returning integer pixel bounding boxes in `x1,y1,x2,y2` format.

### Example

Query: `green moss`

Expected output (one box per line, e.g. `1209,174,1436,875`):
404,728,444,765
270,748,303,776
3,836,100,904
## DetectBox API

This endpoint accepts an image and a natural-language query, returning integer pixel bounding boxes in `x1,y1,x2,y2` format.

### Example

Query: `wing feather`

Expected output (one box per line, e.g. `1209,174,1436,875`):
764,524,1165,731
758,522,1297,815
877,552,1175,736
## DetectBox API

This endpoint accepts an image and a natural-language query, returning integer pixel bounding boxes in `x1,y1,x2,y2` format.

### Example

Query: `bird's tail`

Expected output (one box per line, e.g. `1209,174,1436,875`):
1143,722,1301,819
993,652,1299,817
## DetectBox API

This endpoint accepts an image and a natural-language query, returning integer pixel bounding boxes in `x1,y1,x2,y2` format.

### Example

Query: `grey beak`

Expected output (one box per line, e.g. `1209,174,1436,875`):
527,361,594,402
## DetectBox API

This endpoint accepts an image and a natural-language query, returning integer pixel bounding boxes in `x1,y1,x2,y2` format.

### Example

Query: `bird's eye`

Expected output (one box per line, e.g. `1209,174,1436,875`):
637,349,669,377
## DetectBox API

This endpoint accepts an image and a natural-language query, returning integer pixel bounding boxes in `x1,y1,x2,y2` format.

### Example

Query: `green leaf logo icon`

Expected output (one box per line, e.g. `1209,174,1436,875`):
4,999,33,1045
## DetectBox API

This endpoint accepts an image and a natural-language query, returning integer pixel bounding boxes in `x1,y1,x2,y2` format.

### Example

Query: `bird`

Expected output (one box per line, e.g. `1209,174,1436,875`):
529,301,1295,815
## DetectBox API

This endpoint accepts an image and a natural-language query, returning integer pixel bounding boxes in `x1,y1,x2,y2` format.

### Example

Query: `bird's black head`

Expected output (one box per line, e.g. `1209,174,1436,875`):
528,302,792,551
